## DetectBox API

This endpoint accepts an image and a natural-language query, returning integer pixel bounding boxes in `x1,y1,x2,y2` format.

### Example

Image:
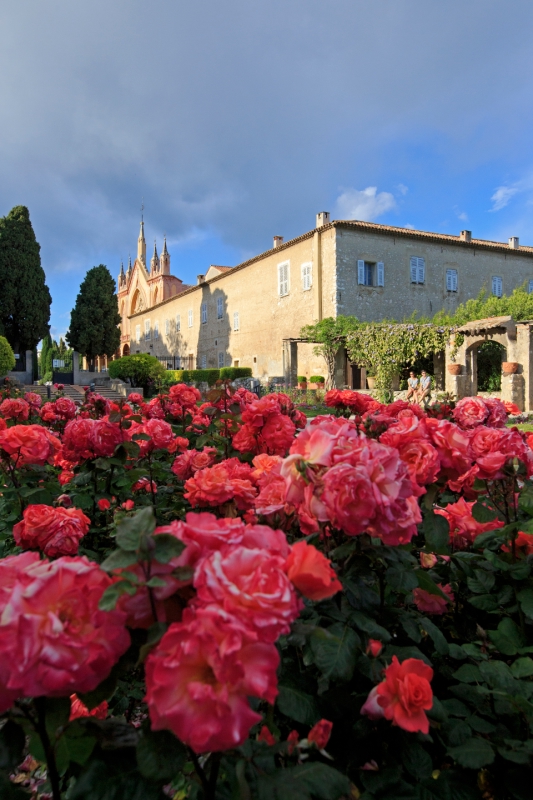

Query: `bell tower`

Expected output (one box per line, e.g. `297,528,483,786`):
160,236,171,275
137,218,146,265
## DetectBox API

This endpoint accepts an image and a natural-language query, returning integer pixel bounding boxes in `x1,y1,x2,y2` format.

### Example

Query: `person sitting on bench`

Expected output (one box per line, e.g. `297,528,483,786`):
406,371,418,402
417,370,432,404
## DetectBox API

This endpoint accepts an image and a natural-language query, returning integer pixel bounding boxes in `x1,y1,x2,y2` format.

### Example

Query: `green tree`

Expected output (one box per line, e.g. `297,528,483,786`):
300,316,360,388
0,335,15,376
66,265,121,368
108,353,165,393
40,333,52,377
0,206,51,356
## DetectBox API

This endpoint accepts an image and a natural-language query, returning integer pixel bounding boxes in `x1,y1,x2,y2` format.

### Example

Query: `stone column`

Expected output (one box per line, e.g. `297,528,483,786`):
433,351,445,391
282,340,298,387
501,373,525,411
25,350,33,384
72,352,80,385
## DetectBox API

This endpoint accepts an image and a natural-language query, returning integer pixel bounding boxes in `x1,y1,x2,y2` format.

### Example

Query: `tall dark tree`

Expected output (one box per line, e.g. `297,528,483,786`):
66,265,121,365
0,206,51,355
40,333,53,377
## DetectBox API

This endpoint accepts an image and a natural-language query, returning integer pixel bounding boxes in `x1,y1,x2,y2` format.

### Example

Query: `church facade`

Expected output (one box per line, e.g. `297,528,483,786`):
117,213,533,387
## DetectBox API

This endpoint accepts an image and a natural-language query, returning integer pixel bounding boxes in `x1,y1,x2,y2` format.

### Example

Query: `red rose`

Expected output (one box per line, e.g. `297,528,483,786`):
171,446,218,480
97,498,111,511
376,657,433,734
435,497,501,549
89,418,123,457
194,544,302,642
412,583,454,615
13,504,91,557
54,397,77,420
366,639,383,657
285,540,342,601
453,396,490,429
258,726,277,745
0,556,130,699
145,605,279,753
0,424,61,466
0,398,30,422
308,719,333,749
69,694,108,720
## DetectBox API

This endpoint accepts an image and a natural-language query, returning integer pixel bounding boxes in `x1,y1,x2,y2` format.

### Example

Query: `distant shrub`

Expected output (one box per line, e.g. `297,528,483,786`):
108,354,165,392
297,375,307,383
309,375,325,383
0,336,15,376
160,369,221,388
219,367,252,380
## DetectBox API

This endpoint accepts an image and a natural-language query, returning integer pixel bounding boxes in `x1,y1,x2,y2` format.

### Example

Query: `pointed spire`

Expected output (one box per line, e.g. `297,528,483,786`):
162,235,168,255
150,239,159,273
160,234,170,275
120,260,125,276
153,239,158,259
137,212,146,264
128,254,132,271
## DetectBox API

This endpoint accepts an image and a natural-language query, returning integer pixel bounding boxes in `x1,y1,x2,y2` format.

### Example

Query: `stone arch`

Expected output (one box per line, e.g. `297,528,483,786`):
153,286,159,305
130,288,146,316
122,343,130,356
464,333,508,396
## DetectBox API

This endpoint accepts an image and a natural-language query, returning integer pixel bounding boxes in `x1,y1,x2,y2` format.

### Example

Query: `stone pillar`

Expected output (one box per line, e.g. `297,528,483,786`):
433,351,445,391
72,352,80,385
25,350,33,384
501,373,525,411
447,374,466,401
282,341,298,387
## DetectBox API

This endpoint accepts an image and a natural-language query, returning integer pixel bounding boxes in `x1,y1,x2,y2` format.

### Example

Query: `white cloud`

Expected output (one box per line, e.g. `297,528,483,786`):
458,212,468,221
397,184,409,196
490,185,519,211
334,186,396,222
404,223,415,229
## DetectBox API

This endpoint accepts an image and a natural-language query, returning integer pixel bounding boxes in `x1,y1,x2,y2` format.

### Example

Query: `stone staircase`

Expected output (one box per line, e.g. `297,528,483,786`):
24,384,126,404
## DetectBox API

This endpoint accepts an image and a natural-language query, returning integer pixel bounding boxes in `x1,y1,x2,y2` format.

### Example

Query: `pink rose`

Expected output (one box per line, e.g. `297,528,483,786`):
413,583,454,615
13,504,90,557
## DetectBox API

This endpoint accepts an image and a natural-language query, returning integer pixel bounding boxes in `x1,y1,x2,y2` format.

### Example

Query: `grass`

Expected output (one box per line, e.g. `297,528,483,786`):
508,422,533,432
298,405,329,418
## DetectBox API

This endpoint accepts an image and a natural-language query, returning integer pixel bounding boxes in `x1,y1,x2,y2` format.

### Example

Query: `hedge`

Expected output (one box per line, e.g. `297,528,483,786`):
164,369,221,386
219,367,252,380
0,336,16,377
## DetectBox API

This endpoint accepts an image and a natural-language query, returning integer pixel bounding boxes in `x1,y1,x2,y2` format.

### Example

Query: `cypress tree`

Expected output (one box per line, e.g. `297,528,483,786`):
0,206,51,355
66,265,121,365
41,333,52,377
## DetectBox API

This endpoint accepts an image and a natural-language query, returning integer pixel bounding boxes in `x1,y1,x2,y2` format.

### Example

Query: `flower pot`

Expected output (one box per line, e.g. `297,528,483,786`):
502,362,519,374
447,364,462,375
298,382,308,390
366,376,376,390
315,383,325,390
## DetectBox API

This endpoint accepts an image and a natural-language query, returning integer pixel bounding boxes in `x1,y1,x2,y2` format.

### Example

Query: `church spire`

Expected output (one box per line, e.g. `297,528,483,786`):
160,235,171,275
151,239,159,273
137,204,146,264
119,260,125,286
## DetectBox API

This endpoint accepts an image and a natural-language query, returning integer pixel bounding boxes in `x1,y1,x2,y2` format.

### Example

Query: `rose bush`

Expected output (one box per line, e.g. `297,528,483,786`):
0,381,533,800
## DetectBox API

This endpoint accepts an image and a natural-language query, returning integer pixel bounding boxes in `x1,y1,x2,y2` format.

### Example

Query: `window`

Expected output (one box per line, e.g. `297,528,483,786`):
144,320,151,341
154,321,159,340
135,325,141,343
176,314,181,332
175,356,181,369
218,351,225,368
200,355,207,369
492,276,503,297
410,257,425,284
217,296,223,319
188,309,193,327
301,262,312,290
358,260,384,287
233,311,239,331
201,302,207,324
528,280,533,294
278,261,289,296
446,269,458,292
188,354,194,369
234,360,240,367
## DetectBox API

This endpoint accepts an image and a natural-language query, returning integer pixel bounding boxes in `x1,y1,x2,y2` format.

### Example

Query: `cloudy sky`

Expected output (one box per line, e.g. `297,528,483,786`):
1,0,533,340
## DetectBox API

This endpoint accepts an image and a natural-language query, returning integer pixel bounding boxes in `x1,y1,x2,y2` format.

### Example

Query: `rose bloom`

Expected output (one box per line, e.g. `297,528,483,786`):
419,552,438,569
425,418,472,476
285,540,342,601
0,556,130,700
127,392,143,405
69,694,108,720
412,583,454,615
453,396,490,429
502,531,533,556
54,396,78,420
184,459,257,511
484,397,509,428
24,392,42,412
0,417,6,432
0,424,61,466
194,544,302,642
366,639,383,657
171,446,218,480
0,398,30,422
59,470,75,486
308,719,333,750
132,477,158,493
361,657,434,734
97,498,111,511
396,438,440,487
145,605,279,753
89,418,124,457
40,402,60,423
13,504,91,557
435,497,502,549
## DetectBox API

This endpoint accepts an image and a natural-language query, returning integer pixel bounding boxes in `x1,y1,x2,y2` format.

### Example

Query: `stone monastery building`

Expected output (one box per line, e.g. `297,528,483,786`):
117,213,533,387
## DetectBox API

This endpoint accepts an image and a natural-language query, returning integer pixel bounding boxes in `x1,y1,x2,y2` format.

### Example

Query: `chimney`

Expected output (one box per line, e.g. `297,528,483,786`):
316,211,330,228
459,230,472,242
509,236,520,249
273,236,284,248
197,274,205,285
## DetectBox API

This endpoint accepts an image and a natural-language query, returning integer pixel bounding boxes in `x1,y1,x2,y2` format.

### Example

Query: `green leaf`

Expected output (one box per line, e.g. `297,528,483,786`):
152,533,185,564
448,644,467,660
443,719,472,747
415,570,449,599
310,624,359,681
98,580,137,611
488,618,526,656
101,548,139,571
452,664,482,683
479,660,515,692
116,506,156,551
349,611,391,641
467,569,495,594
472,503,498,523
0,720,25,770
256,762,350,800
511,657,533,678
423,512,450,554
516,588,533,619
277,685,320,725
136,729,187,782
69,753,165,800
0,773,29,800
402,743,433,781
44,696,71,738
419,616,449,655
468,594,499,612
448,737,495,769
386,566,418,593
518,483,533,517
441,698,469,717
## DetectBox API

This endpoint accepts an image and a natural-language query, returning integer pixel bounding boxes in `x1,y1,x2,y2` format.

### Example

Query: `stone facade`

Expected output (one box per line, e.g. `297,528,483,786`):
118,215,533,386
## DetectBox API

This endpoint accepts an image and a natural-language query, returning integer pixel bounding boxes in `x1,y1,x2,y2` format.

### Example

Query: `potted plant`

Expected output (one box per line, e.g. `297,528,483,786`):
447,363,462,375
297,375,308,389
366,368,376,390
309,375,325,390
502,361,519,374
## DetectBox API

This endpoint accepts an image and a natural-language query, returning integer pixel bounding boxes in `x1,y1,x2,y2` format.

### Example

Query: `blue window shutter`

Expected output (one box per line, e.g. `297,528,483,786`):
377,262,384,287
417,258,425,284
410,257,418,283
357,260,365,284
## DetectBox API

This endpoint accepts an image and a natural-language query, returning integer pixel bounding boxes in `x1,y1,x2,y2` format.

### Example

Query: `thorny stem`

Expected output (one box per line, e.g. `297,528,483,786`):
188,747,211,797
34,698,62,800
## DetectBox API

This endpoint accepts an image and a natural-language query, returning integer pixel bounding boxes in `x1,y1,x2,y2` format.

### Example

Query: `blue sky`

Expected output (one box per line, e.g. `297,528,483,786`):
1,0,533,341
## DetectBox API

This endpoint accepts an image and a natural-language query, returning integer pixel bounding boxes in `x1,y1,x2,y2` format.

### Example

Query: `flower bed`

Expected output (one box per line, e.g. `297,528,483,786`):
1,382,533,799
